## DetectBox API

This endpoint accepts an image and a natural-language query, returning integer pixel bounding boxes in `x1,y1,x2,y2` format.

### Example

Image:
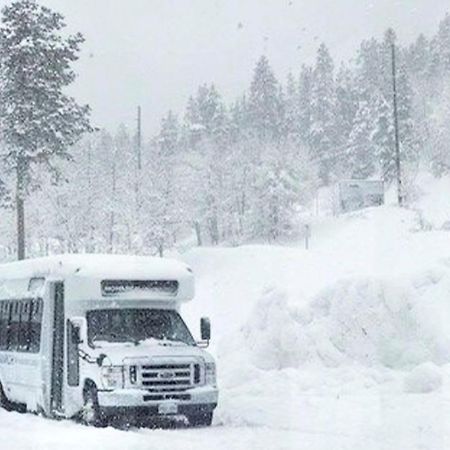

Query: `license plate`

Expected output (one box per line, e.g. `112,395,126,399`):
158,402,178,415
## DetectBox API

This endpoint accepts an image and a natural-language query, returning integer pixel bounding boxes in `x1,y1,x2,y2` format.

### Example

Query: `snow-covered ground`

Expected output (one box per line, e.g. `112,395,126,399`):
2,174,450,449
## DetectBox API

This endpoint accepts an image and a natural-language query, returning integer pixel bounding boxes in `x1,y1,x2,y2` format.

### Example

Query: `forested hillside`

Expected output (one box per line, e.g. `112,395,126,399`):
1,13,450,258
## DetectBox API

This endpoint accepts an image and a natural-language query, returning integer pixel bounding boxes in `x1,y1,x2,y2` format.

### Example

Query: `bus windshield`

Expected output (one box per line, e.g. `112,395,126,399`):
87,308,195,347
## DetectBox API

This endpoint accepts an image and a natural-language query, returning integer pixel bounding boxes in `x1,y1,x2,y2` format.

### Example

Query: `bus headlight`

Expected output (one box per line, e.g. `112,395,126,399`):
129,365,137,384
205,362,216,385
101,366,124,389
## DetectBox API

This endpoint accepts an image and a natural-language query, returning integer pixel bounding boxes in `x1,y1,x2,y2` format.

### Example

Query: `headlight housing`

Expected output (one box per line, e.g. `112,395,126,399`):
129,365,137,384
101,366,124,389
205,362,216,385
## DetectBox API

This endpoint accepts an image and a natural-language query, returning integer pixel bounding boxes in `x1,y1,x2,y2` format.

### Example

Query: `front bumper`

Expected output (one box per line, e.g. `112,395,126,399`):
97,385,218,417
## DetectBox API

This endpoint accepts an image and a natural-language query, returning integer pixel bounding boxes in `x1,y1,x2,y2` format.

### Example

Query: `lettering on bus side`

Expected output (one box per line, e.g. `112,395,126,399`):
0,353,39,367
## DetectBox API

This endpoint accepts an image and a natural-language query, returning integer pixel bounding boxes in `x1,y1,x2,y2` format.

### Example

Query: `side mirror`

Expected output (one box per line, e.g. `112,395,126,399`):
71,325,81,345
200,317,211,342
96,353,107,367
69,316,87,345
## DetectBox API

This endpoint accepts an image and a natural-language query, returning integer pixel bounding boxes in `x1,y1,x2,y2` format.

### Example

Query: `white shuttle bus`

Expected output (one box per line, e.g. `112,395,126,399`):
0,254,218,426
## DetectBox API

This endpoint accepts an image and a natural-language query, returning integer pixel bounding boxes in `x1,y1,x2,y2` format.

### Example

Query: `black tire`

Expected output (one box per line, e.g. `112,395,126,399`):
187,411,213,427
81,387,106,427
0,382,12,411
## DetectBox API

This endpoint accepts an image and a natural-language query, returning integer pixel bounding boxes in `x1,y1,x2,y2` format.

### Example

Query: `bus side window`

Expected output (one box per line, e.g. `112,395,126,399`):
18,301,30,352
25,300,33,351
0,303,6,350
9,301,20,351
29,299,42,353
5,302,12,351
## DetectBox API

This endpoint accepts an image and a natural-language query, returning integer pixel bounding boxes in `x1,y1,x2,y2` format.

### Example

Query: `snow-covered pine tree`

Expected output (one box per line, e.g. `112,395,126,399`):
248,139,316,242
229,94,252,143
407,34,432,81
427,84,450,175
229,99,243,144
141,142,182,256
430,13,450,80
396,64,419,168
159,110,180,155
248,55,283,141
310,43,337,184
371,95,396,180
184,94,203,149
334,64,360,177
96,130,118,252
355,38,385,101
184,84,228,147
0,0,91,259
297,65,313,146
112,124,140,252
406,34,433,155
346,99,377,178
0,178,7,207
283,72,300,140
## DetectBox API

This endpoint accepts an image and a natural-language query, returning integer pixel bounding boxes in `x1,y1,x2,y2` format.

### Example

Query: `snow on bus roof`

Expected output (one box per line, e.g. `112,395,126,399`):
0,254,192,281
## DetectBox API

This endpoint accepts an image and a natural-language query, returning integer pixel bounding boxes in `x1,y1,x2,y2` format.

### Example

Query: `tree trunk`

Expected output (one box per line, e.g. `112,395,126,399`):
16,162,26,260
194,221,202,246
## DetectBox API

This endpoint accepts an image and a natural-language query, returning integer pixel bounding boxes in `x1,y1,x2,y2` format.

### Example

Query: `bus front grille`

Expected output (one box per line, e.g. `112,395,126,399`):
140,363,201,391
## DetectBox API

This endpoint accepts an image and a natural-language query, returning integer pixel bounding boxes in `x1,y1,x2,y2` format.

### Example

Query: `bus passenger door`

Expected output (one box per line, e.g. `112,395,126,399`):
50,282,65,415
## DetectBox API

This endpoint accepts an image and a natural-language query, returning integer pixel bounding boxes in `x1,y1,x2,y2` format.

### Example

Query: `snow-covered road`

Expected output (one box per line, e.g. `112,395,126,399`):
2,388,450,450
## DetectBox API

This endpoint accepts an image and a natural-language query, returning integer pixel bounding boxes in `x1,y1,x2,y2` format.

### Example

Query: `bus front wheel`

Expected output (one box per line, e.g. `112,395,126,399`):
81,387,105,427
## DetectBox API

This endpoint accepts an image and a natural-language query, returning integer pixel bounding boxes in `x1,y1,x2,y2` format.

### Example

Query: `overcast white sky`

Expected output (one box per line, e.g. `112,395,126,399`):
2,0,449,135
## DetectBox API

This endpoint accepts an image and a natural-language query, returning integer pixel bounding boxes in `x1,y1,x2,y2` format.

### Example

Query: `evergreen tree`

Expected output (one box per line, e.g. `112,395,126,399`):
297,65,313,146
0,176,10,209
335,64,359,171
407,34,433,152
407,34,432,80
428,84,450,175
396,65,418,164
113,124,139,252
283,72,300,139
184,84,227,146
310,43,336,184
371,95,395,180
346,100,376,178
229,98,244,144
0,0,90,259
431,13,450,77
355,38,384,101
248,55,282,141
159,110,179,155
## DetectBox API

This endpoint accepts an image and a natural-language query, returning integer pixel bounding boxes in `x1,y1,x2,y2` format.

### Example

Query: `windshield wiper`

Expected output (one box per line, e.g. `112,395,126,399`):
112,332,140,346
155,338,190,347
93,332,140,346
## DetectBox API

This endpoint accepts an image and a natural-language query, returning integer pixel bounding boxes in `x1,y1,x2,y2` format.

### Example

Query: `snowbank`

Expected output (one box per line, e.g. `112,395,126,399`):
181,192,450,385
403,362,443,393
219,269,450,372
410,172,450,229
194,193,450,432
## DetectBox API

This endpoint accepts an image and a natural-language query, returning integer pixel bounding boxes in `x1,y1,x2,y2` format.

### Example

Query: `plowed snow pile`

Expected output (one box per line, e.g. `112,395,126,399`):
223,270,450,371
181,180,450,430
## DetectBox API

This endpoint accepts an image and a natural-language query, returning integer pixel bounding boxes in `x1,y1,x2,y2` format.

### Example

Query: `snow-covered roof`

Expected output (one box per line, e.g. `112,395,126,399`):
0,253,192,281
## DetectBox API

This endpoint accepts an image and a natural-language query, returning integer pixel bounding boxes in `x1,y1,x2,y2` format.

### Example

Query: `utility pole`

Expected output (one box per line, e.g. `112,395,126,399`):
390,33,403,206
